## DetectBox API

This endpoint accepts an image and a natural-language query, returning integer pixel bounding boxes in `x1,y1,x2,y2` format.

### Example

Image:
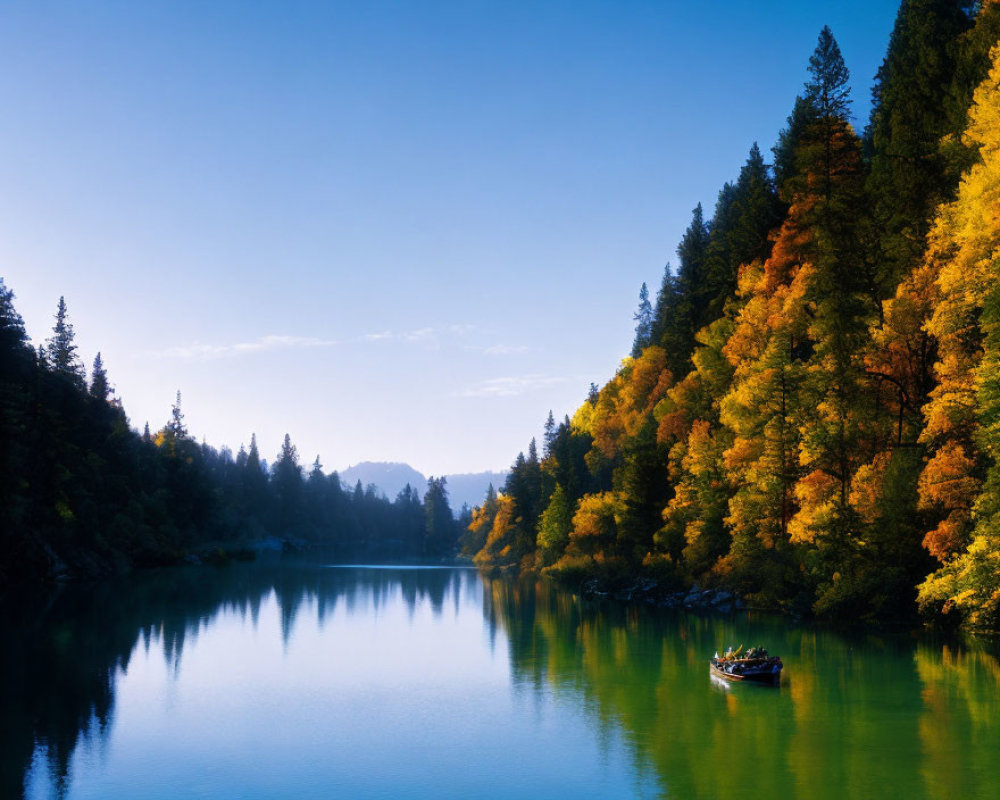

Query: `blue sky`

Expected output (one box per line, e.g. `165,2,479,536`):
0,0,900,475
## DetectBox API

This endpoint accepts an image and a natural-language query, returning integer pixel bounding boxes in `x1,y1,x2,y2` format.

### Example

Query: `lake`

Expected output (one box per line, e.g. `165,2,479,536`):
3,561,999,799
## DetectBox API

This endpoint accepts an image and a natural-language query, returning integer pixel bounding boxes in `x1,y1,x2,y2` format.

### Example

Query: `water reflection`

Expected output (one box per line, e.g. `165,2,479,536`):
3,564,1000,799
483,577,1000,799
0,562,474,800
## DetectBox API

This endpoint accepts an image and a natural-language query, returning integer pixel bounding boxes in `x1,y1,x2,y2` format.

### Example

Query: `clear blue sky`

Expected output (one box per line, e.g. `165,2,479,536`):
0,0,900,475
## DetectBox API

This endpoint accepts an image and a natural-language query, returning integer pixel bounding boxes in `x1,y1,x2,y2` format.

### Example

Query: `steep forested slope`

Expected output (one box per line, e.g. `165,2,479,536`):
468,2,1000,630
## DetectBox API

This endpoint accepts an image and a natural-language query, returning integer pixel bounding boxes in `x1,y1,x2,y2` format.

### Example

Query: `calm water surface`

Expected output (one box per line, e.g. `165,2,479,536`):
3,561,1000,799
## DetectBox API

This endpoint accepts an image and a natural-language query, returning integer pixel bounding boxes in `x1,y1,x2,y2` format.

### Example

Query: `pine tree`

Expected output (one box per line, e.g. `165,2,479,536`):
273,433,304,533
0,278,29,360
423,476,455,556
867,0,975,293
167,391,187,439
631,282,653,357
773,97,817,198
703,143,782,317
806,26,851,120
89,353,109,401
46,296,84,385
785,29,879,614
543,410,556,456
247,433,262,474
649,262,677,347
660,205,711,377
309,455,324,484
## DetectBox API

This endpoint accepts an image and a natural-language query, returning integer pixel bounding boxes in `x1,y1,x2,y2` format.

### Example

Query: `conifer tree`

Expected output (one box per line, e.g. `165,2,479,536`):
273,433,303,533
787,28,879,613
0,278,29,362
89,353,109,401
631,282,653,357
649,262,677,347
167,391,187,439
703,143,782,317
423,476,455,556
661,205,710,377
247,433,262,474
543,410,556,455
773,97,816,198
309,455,324,484
867,1,974,290
46,296,84,385
806,26,851,120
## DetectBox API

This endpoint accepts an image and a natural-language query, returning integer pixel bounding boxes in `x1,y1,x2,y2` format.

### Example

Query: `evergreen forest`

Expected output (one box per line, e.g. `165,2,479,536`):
0,287,466,588
465,2,1000,631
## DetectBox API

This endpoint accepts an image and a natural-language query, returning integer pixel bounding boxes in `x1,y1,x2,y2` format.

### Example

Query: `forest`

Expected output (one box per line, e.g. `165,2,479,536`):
4,2,1000,633
0,289,466,588
465,2,1000,630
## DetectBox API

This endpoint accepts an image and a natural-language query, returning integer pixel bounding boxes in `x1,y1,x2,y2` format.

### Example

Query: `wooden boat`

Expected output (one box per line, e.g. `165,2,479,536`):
710,649,783,686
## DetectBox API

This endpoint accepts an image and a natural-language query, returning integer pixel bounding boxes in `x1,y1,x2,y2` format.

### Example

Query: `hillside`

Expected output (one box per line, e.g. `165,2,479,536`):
467,10,1000,630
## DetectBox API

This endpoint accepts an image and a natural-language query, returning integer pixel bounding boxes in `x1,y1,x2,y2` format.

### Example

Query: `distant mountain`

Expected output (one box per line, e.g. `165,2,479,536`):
338,462,426,499
441,471,507,512
336,462,506,513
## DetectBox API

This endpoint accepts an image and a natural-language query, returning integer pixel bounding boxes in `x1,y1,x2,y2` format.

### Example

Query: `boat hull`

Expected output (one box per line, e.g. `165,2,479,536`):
710,659,782,686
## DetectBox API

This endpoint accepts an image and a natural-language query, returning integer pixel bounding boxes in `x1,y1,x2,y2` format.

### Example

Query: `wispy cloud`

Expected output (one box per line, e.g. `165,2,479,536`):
359,324,477,347
158,335,338,360
466,344,533,356
461,374,568,398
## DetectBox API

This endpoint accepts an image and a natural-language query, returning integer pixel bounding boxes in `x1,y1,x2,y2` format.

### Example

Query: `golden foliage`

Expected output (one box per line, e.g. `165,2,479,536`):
849,453,893,525
590,347,672,460
919,441,980,512
788,470,840,545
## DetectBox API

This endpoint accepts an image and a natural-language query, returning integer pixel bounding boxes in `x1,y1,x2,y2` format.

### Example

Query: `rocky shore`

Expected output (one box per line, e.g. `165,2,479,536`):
579,579,746,613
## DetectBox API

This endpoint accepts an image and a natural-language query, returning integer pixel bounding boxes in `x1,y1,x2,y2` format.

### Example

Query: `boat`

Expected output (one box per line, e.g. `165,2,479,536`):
710,646,782,686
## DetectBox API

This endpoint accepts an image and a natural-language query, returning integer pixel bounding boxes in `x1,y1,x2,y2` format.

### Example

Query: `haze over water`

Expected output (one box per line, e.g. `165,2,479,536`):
4,563,999,799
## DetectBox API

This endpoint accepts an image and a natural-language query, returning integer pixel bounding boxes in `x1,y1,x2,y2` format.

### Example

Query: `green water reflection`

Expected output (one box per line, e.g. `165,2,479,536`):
486,578,1000,799
2,564,999,799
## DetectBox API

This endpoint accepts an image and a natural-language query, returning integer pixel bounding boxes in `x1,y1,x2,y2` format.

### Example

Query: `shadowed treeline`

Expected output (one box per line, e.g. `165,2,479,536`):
483,578,1000,799
1,282,467,588
0,562,474,800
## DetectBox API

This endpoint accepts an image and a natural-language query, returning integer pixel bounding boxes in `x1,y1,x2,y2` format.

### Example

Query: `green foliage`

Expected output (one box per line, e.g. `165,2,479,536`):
536,484,573,566
806,26,852,120
703,144,782,318
866,0,974,292
658,204,711,377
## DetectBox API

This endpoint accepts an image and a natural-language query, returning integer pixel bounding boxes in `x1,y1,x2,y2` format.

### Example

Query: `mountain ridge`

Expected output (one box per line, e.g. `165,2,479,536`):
338,461,506,512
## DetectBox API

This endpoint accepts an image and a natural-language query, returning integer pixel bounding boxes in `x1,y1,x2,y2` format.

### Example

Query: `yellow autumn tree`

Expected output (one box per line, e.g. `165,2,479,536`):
918,44,1000,628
